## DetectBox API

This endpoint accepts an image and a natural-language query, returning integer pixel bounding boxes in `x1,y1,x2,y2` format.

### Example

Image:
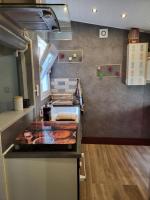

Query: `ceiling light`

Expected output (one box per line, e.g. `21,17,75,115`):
64,6,68,13
121,13,127,19
92,8,97,13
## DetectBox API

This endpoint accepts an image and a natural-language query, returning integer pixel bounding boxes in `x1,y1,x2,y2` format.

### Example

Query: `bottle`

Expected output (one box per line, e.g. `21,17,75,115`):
43,104,51,121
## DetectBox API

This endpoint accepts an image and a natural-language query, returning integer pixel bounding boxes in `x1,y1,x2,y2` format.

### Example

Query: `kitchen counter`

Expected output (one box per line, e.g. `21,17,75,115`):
3,108,82,200
4,121,82,159
0,106,35,133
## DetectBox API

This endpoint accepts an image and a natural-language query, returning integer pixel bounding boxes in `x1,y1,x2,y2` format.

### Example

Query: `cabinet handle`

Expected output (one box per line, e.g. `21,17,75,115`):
80,153,86,181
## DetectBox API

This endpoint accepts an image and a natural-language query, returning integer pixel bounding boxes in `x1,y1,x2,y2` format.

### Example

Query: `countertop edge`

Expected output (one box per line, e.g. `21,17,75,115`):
0,106,35,133
3,109,82,159
4,151,81,159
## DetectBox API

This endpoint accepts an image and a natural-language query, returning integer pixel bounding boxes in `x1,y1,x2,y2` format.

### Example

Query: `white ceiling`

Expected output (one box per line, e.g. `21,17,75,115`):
45,0,150,31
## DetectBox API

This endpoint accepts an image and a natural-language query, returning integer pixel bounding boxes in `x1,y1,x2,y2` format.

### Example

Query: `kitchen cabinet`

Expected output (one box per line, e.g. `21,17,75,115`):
0,107,35,200
146,57,150,82
3,119,82,200
0,138,7,200
126,43,148,85
5,157,79,200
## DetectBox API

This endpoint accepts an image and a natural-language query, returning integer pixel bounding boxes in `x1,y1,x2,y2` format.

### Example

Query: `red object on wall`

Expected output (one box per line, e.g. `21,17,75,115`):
59,53,65,59
108,66,112,72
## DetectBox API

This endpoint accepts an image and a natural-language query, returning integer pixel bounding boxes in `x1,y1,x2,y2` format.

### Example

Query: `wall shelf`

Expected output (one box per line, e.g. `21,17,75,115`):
97,64,121,79
58,49,83,63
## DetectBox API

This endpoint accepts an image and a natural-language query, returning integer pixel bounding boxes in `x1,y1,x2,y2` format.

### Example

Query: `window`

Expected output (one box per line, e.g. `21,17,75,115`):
41,53,53,77
37,35,58,100
40,73,50,100
41,75,49,93
37,36,47,62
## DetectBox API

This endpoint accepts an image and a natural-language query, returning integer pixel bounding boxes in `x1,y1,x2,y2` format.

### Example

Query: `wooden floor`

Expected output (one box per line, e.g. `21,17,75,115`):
80,144,150,200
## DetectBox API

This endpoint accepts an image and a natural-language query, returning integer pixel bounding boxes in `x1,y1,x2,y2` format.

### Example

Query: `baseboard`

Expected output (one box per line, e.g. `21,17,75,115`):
82,137,150,146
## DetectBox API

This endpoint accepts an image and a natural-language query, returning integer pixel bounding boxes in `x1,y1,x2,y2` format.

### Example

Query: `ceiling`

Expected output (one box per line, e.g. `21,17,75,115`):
44,0,150,31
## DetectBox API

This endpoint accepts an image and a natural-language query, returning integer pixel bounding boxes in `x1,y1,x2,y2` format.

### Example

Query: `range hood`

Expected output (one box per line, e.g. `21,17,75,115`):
0,3,72,40
0,24,27,50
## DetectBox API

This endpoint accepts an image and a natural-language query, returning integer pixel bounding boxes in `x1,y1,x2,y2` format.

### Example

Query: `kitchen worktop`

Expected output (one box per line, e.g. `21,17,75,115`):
4,121,82,158
0,106,35,132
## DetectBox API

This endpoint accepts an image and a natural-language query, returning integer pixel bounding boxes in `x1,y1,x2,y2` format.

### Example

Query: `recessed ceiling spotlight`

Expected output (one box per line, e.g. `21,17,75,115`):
92,8,97,13
121,13,127,19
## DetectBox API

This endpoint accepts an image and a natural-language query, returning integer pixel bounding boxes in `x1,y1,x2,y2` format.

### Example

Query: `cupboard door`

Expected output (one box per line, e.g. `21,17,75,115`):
146,59,150,82
126,43,148,85
0,138,7,200
5,158,78,200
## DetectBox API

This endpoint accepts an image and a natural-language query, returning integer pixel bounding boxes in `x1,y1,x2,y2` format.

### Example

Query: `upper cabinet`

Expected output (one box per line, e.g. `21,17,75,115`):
126,43,148,86
0,0,36,3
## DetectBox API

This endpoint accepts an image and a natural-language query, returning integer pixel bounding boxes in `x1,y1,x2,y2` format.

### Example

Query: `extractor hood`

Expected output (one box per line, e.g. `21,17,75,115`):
0,24,27,50
0,4,72,39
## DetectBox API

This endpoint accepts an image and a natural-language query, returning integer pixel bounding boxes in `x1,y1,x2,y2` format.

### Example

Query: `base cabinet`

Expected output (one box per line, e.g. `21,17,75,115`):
5,158,79,200
0,136,8,200
0,156,7,200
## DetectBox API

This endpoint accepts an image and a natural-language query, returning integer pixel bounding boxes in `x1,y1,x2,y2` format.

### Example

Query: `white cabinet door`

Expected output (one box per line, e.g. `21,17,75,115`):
5,158,78,200
0,156,5,200
126,43,148,85
0,138,7,200
146,59,150,82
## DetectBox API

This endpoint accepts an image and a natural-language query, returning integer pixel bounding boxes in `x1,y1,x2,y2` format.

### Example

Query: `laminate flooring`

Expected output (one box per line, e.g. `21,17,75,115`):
80,144,150,200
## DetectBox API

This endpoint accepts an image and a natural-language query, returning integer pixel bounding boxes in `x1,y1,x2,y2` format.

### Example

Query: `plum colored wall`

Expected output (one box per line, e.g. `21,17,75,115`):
51,22,150,138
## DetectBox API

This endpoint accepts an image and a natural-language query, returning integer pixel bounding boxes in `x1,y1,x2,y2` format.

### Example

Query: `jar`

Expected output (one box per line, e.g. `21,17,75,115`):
14,96,23,111
128,28,139,43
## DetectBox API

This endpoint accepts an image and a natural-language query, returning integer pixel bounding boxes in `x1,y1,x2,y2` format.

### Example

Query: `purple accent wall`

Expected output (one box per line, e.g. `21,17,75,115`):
51,21,150,139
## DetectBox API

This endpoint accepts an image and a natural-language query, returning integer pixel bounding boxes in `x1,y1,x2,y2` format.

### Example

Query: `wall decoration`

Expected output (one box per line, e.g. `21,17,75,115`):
97,64,121,79
58,49,83,63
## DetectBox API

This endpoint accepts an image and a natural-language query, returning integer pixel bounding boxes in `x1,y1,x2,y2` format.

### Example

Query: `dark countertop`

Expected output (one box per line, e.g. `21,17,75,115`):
4,121,82,159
